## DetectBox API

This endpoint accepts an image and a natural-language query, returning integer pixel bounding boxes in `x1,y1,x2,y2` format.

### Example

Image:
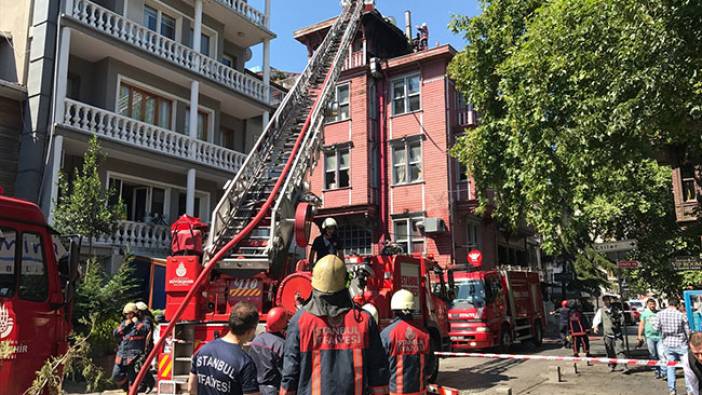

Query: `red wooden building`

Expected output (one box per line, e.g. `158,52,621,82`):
295,4,540,270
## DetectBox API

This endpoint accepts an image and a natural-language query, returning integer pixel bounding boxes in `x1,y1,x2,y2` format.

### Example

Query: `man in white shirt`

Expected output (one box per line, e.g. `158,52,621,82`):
592,295,627,372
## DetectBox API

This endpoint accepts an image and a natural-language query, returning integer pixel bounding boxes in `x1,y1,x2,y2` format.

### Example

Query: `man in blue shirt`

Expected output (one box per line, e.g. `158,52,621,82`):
188,302,260,395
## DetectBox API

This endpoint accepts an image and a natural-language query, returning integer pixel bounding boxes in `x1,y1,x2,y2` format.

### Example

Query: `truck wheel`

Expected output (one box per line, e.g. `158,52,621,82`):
499,326,512,353
428,336,440,383
531,322,543,347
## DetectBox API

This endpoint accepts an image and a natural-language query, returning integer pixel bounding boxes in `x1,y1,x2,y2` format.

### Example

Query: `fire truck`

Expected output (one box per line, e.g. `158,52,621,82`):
131,1,451,394
447,267,545,351
0,192,80,395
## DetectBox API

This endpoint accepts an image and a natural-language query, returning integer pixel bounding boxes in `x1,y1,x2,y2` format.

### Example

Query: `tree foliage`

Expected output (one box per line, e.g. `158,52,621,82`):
449,0,702,292
53,135,125,254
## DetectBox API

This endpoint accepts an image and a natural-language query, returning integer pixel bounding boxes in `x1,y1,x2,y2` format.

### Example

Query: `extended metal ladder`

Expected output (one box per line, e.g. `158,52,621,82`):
205,0,365,275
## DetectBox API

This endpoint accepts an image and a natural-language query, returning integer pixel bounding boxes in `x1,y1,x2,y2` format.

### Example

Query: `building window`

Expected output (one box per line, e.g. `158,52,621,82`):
337,225,372,256
331,84,350,122
458,162,469,182
118,82,173,129
221,54,237,68
682,166,697,202
391,74,420,115
19,232,48,302
178,193,201,218
324,146,350,189
189,30,213,57
144,5,176,40
185,109,211,142
108,177,167,224
0,227,17,297
466,221,480,250
392,138,422,185
393,218,424,254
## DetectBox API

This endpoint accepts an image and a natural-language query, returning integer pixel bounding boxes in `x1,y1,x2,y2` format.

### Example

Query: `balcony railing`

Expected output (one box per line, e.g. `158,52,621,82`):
95,221,170,252
67,0,270,104
342,50,365,71
63,99,246,173
214,0,267,29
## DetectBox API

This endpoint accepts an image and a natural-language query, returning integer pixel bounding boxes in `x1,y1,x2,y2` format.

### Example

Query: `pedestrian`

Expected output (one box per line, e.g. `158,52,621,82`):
112,302,151,390
280,255,389,395
381,289,434,394
550,300,571,348
637,298,664,380
188,302,260,395
592,295,627,372
568,300,592,363
684,332,702,395
654,297,692,395
248,307,290,395
308,217,344,267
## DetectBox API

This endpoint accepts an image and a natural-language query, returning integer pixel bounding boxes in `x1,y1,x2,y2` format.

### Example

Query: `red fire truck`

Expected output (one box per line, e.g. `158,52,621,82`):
447,267,545,351
0,192,79,395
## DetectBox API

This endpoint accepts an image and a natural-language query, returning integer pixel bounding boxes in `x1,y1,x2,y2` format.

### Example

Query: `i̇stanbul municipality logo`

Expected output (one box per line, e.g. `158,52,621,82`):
176,262,187,277
0,304,14,339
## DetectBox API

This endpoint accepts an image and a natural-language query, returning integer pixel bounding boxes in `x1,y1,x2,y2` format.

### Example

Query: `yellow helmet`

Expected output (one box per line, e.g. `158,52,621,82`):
391,289,416,311
311,255,347,293
122,302,138,315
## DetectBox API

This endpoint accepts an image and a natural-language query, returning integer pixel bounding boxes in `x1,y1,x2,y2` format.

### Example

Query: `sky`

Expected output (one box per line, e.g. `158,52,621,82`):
246,0,482,73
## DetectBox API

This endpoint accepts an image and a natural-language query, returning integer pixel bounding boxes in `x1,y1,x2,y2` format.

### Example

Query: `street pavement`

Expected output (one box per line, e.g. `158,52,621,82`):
437,337,687,395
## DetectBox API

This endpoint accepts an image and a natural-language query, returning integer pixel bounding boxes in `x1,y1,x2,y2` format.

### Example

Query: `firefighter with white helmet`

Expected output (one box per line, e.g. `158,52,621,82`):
281,255,389,395
380,289,435,393
308,217,344,267
248,307,290,395
112,302,151,390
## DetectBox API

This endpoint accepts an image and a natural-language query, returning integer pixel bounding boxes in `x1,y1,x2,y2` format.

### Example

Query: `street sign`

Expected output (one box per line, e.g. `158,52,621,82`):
592,239,638,253
467,249,483,268
672,256,702,272
616,260,640,269
553,272,575,283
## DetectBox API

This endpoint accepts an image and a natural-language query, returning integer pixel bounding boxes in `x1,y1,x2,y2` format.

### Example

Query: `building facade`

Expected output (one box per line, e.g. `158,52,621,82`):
295,6,541,270
1,0,282,263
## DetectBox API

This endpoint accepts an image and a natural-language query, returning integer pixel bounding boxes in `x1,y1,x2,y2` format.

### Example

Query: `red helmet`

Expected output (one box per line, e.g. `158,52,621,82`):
561,300,569,308
266,307,290,333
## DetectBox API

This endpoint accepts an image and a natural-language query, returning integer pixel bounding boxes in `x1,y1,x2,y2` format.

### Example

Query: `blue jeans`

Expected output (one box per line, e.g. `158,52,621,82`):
663,345,691,393
646,338,662,377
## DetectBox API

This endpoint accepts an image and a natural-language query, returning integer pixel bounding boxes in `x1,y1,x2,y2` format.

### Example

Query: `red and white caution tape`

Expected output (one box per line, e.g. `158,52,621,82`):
435,351,682,368
427,384,461,395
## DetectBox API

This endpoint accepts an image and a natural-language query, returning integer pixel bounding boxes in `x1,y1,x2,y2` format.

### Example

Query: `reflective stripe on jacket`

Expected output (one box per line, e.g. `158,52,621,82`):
280,308,389,395
380,318,432,395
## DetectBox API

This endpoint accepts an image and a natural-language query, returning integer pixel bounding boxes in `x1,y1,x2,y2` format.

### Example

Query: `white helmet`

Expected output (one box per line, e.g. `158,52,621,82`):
322,217,338,230
391,289,416,312
362,303,379,324
135,301,148,311
122,302,138,315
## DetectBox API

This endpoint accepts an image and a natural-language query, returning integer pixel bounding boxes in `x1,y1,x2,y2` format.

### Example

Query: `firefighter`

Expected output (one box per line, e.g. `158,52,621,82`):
112,302,151,390
135,301,156,393
280,255,389,395
308,217,344,266
248,307,290,395
381,289,434,395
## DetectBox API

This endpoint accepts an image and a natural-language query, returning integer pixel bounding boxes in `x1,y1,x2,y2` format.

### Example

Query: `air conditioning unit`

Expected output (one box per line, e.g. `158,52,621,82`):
418,218,446,233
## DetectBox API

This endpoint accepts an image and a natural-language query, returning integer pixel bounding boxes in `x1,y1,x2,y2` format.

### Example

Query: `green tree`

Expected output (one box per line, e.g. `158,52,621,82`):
53,135,125,256
449,0,702,292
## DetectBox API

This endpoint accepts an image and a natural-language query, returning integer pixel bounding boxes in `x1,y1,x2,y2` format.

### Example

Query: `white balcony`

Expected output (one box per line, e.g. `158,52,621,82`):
95,220,170,254
213,0,266,29
342,50,366,71
66,0,271,105
62,99,246,173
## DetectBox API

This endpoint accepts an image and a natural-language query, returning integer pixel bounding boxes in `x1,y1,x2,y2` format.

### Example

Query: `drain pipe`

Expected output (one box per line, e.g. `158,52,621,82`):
377,73,388,244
